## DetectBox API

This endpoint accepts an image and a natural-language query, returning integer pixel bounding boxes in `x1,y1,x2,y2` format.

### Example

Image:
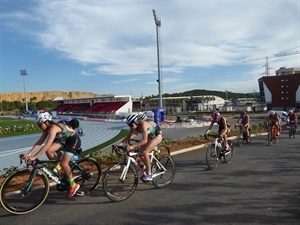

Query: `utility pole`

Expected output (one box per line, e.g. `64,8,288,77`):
152,9,162,108
20,70,28,112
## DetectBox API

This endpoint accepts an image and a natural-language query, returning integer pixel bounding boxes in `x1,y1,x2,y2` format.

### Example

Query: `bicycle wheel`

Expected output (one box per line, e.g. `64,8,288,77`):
237,129,243,147
103,162,138,202
206,144,219,170
155,144,171,157
224,142,233,163
0,168,49,215
72,157,102,196
152,154,176,189
267,127,271,146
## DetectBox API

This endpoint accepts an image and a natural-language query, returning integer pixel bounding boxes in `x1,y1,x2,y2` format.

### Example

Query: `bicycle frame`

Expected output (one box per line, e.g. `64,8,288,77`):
22,159,72,194
119,150,167,182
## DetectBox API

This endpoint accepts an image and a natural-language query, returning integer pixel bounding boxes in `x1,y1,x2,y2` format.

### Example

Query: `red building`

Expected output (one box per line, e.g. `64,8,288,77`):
258,67,300,111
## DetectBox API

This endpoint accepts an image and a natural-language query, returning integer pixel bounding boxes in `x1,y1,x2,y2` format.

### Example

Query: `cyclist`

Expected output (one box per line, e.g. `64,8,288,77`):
235,111,251,141
268,110,281,139
20,112,81,198
287,109,298,134
117,113,162,182
205,111,230,150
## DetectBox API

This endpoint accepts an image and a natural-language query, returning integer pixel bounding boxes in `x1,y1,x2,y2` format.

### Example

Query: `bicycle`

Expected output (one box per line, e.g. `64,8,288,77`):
288,122,296,138
235,124,251,147
267,124,279,145
102,145,175,202
0,149,101,215
204,134,233,170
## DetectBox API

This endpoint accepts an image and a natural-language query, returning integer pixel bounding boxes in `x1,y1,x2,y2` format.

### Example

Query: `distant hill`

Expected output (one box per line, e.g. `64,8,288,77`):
0,91,102,102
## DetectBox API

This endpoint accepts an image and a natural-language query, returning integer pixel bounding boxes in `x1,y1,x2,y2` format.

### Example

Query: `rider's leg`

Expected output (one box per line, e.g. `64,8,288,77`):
245,124,250,138
140,135,162,175
46,142,62,160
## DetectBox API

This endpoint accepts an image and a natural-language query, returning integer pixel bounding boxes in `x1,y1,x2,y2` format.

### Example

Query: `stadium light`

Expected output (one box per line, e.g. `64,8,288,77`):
152,9,163,108
20,70,28,112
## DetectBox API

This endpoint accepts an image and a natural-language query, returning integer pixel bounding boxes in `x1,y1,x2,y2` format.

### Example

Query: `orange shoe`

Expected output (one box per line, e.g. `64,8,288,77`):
67,183,80,198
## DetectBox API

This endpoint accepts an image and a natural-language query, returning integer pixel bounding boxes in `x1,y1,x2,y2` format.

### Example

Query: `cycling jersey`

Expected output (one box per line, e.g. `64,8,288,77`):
217,117,227,132
54,122,80,153
136,121,161,139
288,114,296,123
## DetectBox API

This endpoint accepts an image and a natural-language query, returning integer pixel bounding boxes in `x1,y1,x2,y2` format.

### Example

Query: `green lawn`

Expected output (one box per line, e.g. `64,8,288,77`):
0,117,41,138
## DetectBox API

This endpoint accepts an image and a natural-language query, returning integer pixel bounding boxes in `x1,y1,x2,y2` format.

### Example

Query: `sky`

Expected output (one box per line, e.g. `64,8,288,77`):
0,0,299,99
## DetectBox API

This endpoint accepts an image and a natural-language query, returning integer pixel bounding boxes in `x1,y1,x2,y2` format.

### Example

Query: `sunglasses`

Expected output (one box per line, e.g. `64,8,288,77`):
128,123,135,127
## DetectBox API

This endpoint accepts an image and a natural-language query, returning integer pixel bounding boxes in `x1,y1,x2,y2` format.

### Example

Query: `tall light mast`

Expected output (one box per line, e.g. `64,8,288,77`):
20,70,28,112
152,9,163,108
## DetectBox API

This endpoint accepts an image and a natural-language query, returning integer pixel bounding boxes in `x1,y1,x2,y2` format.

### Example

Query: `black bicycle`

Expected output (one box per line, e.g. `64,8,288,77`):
0,149,101,215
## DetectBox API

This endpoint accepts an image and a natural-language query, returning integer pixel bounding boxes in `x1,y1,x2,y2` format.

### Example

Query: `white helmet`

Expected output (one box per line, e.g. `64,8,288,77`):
35,112,52,123
137,113,147,121
126,114,138,125
268,110,275,116
288,109,294,115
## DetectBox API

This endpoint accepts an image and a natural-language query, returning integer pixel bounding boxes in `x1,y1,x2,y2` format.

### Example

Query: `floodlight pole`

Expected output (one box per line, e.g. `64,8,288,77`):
152,9,162,108
20,70,28,112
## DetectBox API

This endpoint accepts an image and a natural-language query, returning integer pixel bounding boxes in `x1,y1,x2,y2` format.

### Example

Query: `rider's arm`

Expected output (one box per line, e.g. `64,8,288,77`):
118,129,134,146
130,122,148,149
29,126,60,160
236,117,240,125
22,131,48,158
205,121,215,134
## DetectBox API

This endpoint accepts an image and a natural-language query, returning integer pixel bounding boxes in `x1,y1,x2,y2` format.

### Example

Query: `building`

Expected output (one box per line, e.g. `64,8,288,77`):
258,67,300,111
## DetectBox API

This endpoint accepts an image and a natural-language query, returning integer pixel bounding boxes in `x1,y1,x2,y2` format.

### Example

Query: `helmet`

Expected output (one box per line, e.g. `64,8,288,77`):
137,113,147,121
268,110,275,116
126,114,138,125
288,109,294,115
35,112,52,123
211,111,220,120
240,111,246,115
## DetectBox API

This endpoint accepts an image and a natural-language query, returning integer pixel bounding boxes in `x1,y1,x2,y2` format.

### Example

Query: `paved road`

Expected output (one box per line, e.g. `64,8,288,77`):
1,132,299,224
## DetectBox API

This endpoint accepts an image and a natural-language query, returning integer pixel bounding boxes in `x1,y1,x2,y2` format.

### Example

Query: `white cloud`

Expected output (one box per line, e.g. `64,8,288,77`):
1,0,299,97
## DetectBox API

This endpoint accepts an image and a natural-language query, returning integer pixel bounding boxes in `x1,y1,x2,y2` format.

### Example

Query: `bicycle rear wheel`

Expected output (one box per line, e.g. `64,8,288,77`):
155,144,171,157
72,158,102,196
206,144,219,170
152,154,176,189
267,127,271,146
0,168,49,215
103,162,138,202
224,142,233,163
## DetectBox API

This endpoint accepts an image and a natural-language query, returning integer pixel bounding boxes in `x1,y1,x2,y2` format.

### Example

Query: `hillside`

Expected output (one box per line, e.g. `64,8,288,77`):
0,91,103,102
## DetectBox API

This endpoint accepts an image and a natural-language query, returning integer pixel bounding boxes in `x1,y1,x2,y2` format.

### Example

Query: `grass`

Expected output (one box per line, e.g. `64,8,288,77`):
0,117,41,137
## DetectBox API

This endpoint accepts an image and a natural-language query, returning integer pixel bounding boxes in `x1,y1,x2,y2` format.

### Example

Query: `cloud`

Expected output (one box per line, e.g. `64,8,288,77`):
1,0,299,97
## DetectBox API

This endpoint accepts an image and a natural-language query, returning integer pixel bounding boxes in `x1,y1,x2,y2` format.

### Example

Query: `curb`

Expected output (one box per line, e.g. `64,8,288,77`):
170,132,268,156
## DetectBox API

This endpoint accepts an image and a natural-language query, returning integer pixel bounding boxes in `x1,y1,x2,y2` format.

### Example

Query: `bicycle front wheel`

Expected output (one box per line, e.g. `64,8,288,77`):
152,154,176,189
224,142,234,163
103,162,138,202
206,144,219,170
236,130,244,147
72,157,102,196
0,168,49,215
